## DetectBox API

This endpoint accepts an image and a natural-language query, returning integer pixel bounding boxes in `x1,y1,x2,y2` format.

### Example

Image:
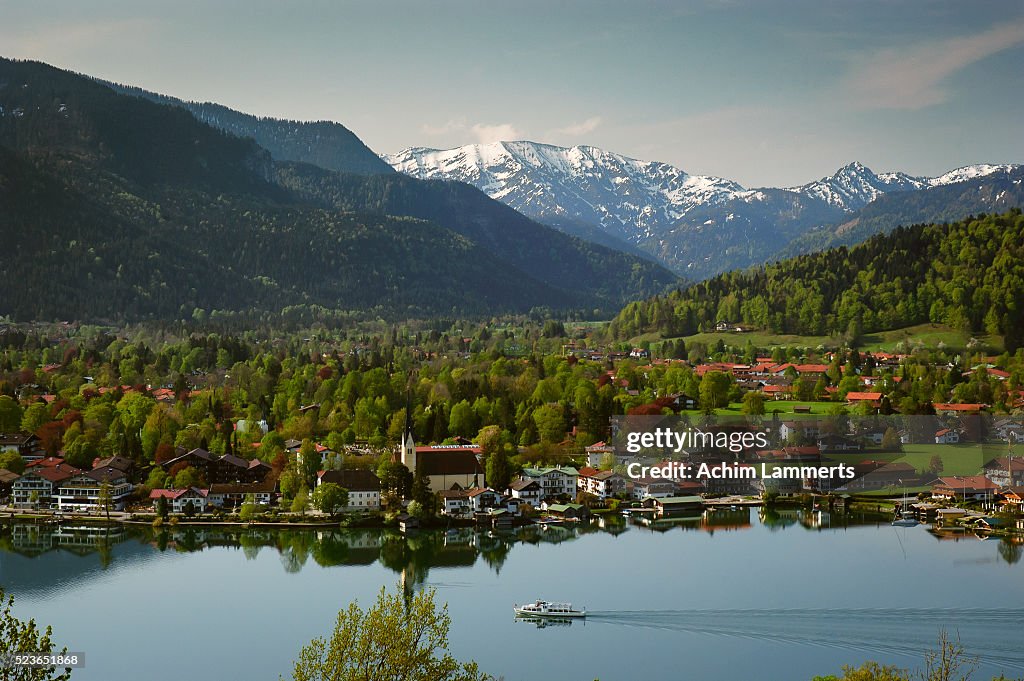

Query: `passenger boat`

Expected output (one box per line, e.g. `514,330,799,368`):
513,600,586,618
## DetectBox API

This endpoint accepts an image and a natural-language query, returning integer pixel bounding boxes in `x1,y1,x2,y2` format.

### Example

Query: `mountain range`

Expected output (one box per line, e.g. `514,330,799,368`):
0,58,677,323
386,142,1023,277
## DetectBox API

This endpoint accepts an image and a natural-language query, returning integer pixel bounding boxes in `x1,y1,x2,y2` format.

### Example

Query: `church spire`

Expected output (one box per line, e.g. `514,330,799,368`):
401,386,416,472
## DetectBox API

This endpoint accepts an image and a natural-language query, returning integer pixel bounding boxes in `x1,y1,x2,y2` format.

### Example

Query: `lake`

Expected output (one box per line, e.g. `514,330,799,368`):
2,509,1023,681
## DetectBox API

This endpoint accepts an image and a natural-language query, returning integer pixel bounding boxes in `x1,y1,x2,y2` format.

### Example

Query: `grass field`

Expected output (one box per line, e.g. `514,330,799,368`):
642,322,1003,353
713,400,836,416
824,443,994,477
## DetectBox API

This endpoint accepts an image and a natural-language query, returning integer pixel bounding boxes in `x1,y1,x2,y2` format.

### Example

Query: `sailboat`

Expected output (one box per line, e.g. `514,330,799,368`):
892,483,919,527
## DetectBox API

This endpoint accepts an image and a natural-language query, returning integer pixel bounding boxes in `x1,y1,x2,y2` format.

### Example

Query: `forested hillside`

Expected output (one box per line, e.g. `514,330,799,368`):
781,168,1024,257
0,58,674,323
275,161,676,305
106,82,396,176
610,210,1024,352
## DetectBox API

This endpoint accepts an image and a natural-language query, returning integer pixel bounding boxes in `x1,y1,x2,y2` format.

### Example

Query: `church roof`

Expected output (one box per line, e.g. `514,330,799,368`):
418,448,483,476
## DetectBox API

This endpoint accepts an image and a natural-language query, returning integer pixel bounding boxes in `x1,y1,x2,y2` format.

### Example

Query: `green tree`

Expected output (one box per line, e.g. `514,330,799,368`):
475,425,502,458
0,450,26,475
699,371,731,413
811,661,908,681
96,481,113,521
300,439,321,487
145,468,168,490
291,487,310,516
485,446,512,491
312,483,349,516
239,494,260,522
0,587,73,681
377,460,412,499
411,466,437,517
881,427,903,452
741,391,766,416
174,466,201,489
21,402,50,435
279,469,301,500
0,395,23,432
156,495,168,519
287,584,490,681
532,404,566,443
447,400,476,438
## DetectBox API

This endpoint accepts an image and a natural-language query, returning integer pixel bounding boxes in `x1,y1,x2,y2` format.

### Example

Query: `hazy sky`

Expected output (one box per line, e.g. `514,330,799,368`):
2,0,1022,186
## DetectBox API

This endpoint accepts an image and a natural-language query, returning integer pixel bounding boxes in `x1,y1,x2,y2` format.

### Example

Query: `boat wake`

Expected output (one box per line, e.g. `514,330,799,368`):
585,608,1024,671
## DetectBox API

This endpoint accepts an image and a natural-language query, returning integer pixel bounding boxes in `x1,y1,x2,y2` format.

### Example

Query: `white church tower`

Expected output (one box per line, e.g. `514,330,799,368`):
400,395,417,472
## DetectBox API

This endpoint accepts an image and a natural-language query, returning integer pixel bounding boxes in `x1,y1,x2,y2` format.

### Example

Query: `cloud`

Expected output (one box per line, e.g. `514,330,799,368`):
551,116,602,137
843,21,1024,110
470,122,523,144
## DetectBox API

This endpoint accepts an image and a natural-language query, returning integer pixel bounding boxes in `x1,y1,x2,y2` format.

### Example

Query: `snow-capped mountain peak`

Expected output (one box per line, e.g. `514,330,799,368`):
385,141,744,241
790,161,1022,211
384,141,1021,277
788,161,910,211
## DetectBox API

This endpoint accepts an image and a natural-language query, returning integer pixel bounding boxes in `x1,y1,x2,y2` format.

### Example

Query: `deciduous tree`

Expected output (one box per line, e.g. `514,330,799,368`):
287,584,490,681
0,587,73,681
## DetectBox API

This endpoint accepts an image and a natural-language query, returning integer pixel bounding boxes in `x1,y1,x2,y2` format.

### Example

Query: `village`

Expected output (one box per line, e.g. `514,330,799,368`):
1,326,1023,540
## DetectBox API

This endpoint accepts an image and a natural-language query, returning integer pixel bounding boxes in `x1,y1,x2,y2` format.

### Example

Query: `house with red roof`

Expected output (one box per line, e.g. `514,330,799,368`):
931,475,998,501
933,403,988,415
12,462,81,508
150,487,210,514
845,392,883,408
577,467,627,499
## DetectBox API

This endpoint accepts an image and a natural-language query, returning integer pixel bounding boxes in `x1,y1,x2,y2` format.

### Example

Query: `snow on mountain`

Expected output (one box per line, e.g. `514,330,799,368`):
790,162,1022,212
925,164,1021,187
387,142,1021,236
385,141,743,242
385,142,1021,278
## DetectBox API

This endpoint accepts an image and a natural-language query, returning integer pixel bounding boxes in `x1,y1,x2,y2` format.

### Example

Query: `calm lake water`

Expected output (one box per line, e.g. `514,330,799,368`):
2,510,1023,681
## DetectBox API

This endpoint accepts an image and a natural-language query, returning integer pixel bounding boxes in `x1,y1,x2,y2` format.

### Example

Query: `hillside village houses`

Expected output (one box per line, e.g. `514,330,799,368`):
149,487,210,514
317,468,382,511
2,336,1024,523
519,466,578,498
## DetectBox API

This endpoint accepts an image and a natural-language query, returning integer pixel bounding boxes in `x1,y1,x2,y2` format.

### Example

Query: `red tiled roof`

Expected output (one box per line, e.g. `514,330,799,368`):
934,403,987,412
150,487,208,500
25,465,81,483
846,392,882,401
934,476,997,491
26,456,66,469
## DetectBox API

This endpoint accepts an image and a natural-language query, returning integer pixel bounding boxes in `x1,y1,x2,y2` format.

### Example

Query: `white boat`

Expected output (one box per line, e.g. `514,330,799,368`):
891,485,919,527
513,600,586,618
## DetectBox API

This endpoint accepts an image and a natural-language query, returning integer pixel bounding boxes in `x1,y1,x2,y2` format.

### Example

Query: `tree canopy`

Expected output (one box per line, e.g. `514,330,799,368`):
287,584,490,681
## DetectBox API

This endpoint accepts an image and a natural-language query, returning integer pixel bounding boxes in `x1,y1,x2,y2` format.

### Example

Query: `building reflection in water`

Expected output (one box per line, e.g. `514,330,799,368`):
3,508,1019,577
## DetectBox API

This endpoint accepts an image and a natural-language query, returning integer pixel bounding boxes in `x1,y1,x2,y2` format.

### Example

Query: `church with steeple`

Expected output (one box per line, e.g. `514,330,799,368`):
397,403,483,493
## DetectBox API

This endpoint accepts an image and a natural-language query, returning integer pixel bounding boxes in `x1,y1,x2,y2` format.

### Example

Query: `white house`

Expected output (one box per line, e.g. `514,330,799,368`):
150,487,210,514
577,468,627,499
466,487,502,512
208,480,276,508
520,467,578,500
438,489,471,516
585,441,615,468
12,463,80,508
509,478,542,506
630,477,677,501
780,421,820,442
317,469,381,511
935,428,960,444
54,467,133,512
